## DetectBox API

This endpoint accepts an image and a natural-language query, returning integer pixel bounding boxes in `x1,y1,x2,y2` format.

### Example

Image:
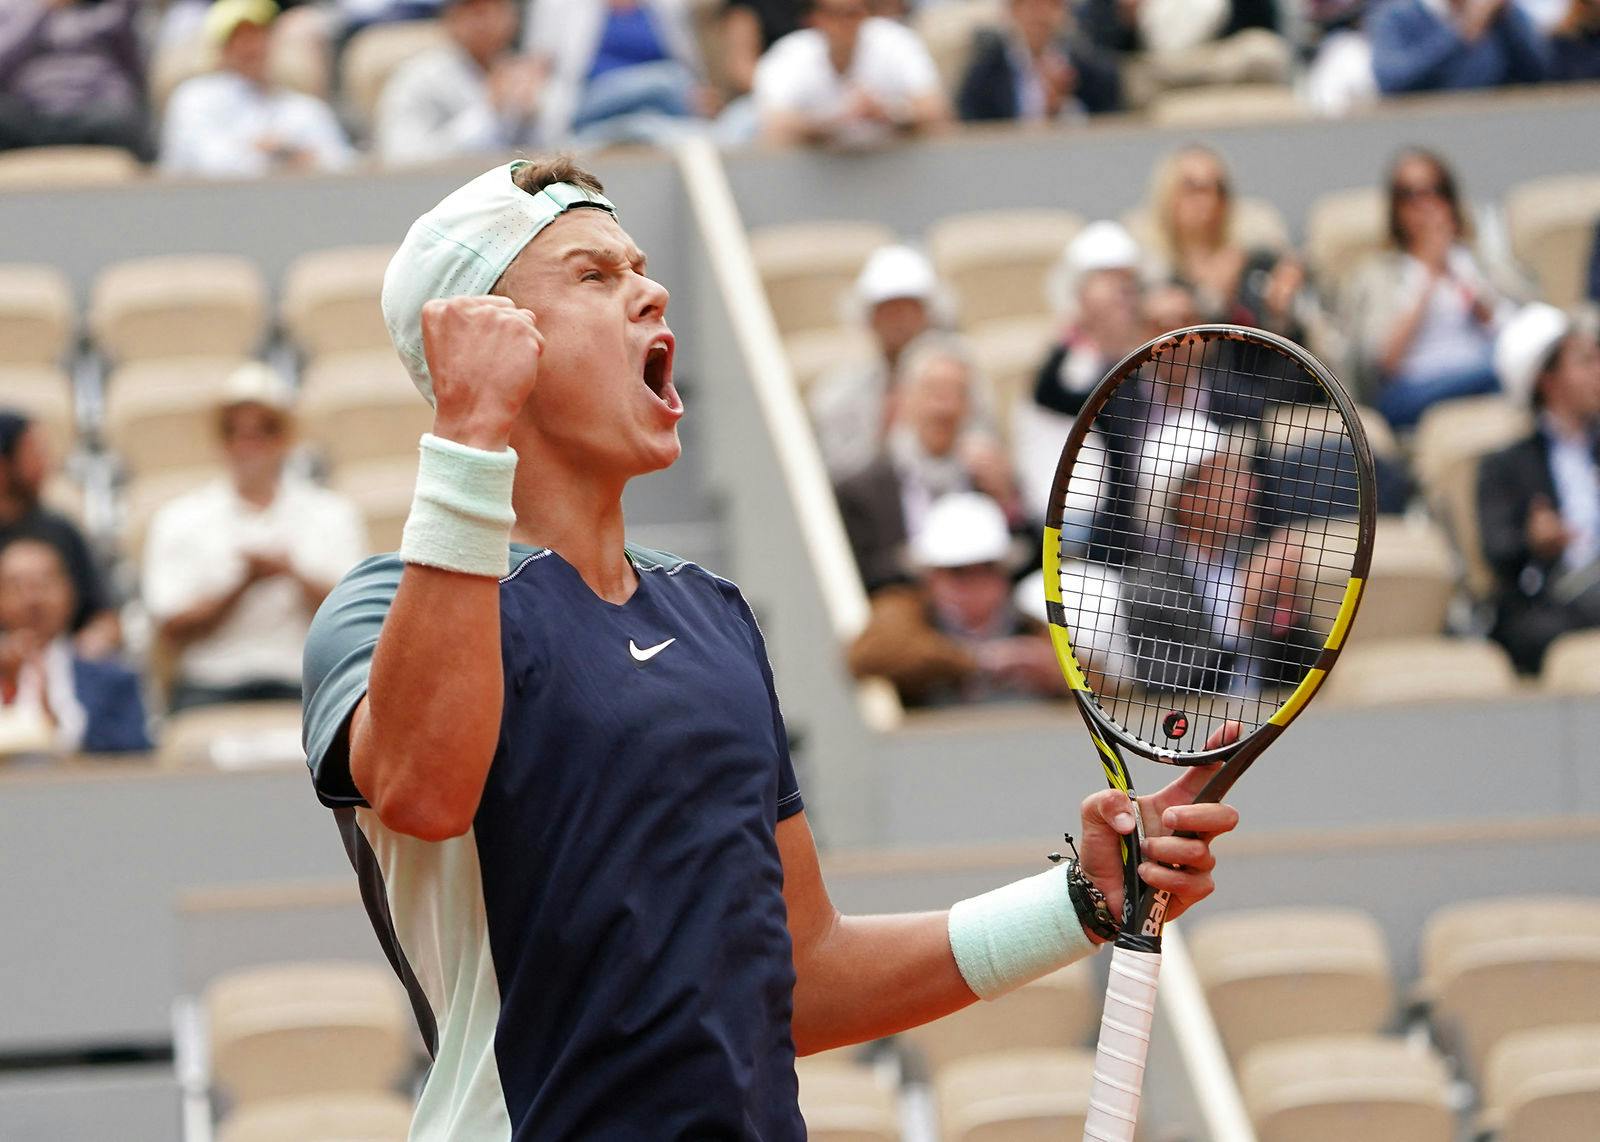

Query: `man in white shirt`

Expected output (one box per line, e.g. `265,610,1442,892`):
161,0,352,179
142,365,367,712
375,0,544,165
753,0,949,147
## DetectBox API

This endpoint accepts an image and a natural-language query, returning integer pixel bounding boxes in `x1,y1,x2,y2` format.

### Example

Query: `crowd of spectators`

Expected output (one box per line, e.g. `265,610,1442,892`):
831,141,1600,707
4,0,1600,174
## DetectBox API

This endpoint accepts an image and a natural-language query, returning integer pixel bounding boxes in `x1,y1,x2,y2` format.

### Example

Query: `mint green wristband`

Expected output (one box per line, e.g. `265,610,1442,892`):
947,864,1099,1001
399,433,518,577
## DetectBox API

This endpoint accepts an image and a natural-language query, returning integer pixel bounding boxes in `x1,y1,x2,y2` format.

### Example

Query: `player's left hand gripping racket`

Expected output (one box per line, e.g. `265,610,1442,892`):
1041,325,1376,1142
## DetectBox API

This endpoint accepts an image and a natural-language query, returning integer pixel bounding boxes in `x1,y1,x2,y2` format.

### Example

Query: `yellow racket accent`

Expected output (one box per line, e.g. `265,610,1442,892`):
1041,528,1063,599
1091,732,1131,792
1323,577,1364,651
1269,667,1327,727
1049,625,1089,691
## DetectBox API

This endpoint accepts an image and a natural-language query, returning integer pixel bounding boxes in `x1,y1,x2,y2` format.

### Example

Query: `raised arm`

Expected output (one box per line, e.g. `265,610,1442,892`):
348,296,542,840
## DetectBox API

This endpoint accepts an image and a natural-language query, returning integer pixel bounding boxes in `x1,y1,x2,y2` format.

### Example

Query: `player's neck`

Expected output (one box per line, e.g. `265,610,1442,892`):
508,455,635,604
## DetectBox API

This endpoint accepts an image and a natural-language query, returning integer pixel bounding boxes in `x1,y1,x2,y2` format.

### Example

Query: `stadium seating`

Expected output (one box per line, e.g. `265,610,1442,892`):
793,1058,901,1142
1238,1034,1455,1142
935,1048,1094,1141
281,246,398,360
122,467,217,560
1419,895,1600,1079
0,366,76,459
1148,84,1308,128
103,357,242,476
90,256,267,364
340,20,447,137
1540,629,1600,695
299,351,433,468
1187,907,1394,1061
1481,1023,1600,1142
329,458,417,554
899,962,1094,1075
1320,637,1519,707
203,961,416,1106
927,210,1084,329
1304,187,1388,301
158,701,307,771
0,146,141,190
783,326,878,394
911,0,1000,99
0,264,73,366
750,222,898,340
1505,174,1600,309
216,1090,415,1142
965,316,1056,447
1349,517,1456,644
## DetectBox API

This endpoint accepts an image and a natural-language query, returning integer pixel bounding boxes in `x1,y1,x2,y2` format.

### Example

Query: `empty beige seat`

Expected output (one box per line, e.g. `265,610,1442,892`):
158,700,307,771
103,357,243,475
1320,637,1518,707
0,264,73,365
783,326,878,394
1420,895,1600,1078
1148,83,1307,128
912,0,1001,96
936,1048,1094,1141
0,365,75,460
1188,907,1394,1061
341,19,448,135
1505,174,1600,309
122,466,219,560
1348,517,1455,643
928,210,1084,329
901,962,1093,1074
1482,1024,1600,1142
282,246,397,359
218,1090,414,1142
205,961,415,1106
1305,187,1387,299
794,1059,900,1142
301,351,432,467
90,256,267,364
1122,195,1291,260
1541,629,1600,695
330,458,415,554
749,222,897,340
0,145,141,190
966,315,1054,446
1239,1034,1454,1142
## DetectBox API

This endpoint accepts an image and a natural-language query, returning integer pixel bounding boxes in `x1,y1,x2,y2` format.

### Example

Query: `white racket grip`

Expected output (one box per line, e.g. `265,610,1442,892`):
1083,946,1162,1142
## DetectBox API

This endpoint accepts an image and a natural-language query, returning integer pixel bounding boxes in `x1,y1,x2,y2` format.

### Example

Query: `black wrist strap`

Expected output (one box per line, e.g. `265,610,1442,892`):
1049,832,1120,942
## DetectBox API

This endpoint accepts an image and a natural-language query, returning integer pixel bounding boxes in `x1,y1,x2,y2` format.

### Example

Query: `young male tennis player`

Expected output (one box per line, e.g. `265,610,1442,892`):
302,156,1241,1139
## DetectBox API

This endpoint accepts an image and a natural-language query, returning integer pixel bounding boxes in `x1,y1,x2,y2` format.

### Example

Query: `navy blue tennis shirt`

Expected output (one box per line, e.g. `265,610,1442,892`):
303,543,808,1140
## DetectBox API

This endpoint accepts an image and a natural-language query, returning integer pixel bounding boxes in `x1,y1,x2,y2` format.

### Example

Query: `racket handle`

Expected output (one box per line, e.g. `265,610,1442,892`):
1083,945,1162,1142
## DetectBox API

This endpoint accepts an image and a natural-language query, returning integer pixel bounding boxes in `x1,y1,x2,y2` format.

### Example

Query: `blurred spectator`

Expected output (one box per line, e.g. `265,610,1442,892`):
1549,0,1600,78
721,0,803,96
340,0,447,37
957,0,1121,123
753,0,949,147
0,538,149,756
810,244,946,479
847,492,1064,707
1014,220,1145,525
0,413,119,659
1304,2,1380,114
0,0,148,159
142,366,366,712
834,333,1011,591
1590,219,1600,303
1369,0,1549,94
376,0,543,165
1479,303,1600,673
1077,0,1290,87
1349,148,1508,428
525,0,713,147
1144,145,1310,338
161,0,352,179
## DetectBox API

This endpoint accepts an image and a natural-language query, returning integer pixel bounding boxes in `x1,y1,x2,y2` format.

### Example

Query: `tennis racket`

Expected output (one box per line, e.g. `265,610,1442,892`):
1041,324,1376,1142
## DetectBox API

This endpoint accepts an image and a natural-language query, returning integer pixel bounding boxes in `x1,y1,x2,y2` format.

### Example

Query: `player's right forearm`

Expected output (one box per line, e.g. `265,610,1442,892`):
351,564,504,841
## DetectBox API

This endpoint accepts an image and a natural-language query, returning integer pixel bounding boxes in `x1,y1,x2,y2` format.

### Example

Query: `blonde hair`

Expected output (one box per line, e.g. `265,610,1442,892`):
1147,144,1235,265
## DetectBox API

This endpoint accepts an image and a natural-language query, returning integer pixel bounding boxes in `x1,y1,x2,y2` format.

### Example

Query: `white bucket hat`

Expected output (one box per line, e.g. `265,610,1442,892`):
1495,301,1572,407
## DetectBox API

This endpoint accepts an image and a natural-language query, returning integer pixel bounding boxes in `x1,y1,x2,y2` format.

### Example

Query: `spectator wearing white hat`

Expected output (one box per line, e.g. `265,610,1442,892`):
847,492,1065,707
809,243,951,479
142,365,367,711
1479,303,1600,673
160,0,352,178
833,332,1013,591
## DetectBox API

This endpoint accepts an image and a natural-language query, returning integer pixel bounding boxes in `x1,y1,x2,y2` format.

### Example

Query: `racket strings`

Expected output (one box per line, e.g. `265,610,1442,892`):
1054,334,1361,752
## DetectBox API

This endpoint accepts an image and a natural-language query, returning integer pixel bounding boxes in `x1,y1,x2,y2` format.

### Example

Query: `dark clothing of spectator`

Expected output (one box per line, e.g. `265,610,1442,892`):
1590,219,1600,304
834,455,911,593
724,0,801,51
1075,0,1278,53
74,656,152,752
1478,428,1600,673
1552,32,1600,80
0,0,149,157
957,26,1121,121
1369,0,1549,94
0,507,112,634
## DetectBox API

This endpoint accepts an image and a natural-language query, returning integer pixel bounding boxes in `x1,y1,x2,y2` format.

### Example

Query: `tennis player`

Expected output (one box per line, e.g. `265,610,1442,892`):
302,155,1241,1139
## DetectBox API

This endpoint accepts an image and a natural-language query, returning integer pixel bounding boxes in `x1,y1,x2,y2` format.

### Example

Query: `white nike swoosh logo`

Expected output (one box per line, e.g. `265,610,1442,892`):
629,637,676,662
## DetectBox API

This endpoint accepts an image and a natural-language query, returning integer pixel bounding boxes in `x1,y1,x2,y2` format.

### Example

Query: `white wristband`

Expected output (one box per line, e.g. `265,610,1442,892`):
399,433,518,578
947,864,1098,1001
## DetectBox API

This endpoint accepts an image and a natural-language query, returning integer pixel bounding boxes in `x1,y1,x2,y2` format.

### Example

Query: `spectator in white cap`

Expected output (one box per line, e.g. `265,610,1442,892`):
160,0,352,178
848,492,1066,706
1121,411,1318,694
1479,302,1600,673
833,332,1013,590
809,243,951,479
142,363,367,711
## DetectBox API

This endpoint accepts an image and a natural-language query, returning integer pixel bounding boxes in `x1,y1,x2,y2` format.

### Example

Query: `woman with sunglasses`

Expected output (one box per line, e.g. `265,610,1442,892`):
1351,147,1509,430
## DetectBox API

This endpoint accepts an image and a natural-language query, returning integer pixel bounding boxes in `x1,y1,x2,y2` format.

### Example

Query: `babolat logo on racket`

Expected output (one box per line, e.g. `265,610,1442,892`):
1162,711,1189,739
1142,891,1171,936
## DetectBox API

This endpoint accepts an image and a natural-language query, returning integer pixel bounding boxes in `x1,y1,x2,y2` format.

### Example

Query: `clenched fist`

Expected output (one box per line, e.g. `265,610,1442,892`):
421,295,543,451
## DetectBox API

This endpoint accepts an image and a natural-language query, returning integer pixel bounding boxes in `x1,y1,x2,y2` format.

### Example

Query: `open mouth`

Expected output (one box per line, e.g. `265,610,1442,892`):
642,336,679,411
